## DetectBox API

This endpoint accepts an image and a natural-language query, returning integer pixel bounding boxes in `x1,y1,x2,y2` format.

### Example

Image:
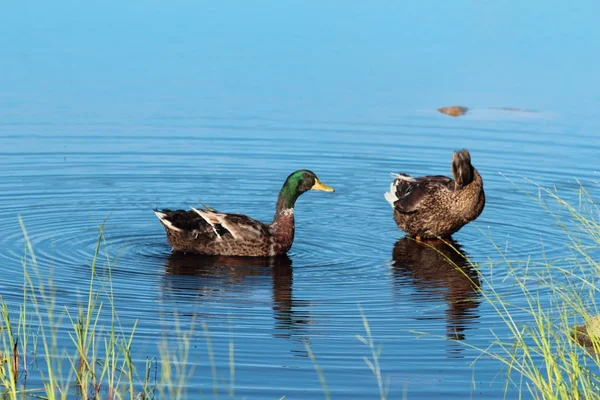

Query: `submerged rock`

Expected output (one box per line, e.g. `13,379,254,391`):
438,106,468,117
573,316,600,349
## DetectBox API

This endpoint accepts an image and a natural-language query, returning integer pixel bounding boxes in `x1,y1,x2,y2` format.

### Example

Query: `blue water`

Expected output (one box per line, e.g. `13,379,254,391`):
1,1,600,398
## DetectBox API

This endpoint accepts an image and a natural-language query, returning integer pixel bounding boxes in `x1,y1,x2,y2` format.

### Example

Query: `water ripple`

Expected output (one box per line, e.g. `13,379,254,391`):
0,114,592,399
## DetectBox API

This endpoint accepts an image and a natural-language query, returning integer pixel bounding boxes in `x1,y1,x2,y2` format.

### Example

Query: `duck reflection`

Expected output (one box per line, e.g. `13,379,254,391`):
163,253,311,339
392,238,481,346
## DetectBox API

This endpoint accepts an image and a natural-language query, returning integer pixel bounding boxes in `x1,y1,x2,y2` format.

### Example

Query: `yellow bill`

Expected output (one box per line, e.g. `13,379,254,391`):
311,179,335,192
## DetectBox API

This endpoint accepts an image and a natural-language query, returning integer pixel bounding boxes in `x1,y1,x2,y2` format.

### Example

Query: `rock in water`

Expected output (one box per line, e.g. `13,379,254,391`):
438,106,468,117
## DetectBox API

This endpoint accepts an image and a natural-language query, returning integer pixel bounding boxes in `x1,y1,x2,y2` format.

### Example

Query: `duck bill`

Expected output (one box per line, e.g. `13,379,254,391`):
311,179,335,192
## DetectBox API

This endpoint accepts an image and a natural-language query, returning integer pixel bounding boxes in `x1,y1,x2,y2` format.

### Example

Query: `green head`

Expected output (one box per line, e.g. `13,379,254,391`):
276,170,334,211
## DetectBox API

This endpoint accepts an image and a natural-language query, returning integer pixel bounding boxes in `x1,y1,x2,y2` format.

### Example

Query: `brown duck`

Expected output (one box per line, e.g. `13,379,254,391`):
154,170,334,256
384,149,485,240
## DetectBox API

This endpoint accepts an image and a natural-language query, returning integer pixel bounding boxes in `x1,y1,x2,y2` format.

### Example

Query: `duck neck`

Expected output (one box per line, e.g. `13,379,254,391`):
273,180,301,221
270,186,298,250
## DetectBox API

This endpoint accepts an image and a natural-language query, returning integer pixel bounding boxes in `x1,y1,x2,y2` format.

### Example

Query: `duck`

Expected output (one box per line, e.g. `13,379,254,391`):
154,170,334,256
384,149,485,240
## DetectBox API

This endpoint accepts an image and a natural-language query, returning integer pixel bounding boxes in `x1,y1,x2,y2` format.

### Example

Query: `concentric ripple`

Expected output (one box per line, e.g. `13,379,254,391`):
0,113,596,399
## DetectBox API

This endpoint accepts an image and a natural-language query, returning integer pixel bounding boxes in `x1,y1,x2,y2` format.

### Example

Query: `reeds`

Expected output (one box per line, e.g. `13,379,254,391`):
476,180,600,400
0,218,153,399
419,179,600,400
0,218,241,399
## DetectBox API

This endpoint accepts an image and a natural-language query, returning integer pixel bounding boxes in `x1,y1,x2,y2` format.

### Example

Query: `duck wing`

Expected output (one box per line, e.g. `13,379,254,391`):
154,208,223,235
385,173,454,214
190,207,270,240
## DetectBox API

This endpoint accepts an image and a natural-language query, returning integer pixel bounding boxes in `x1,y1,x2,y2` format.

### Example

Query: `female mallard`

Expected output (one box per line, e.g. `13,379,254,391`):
384,149,485,240
154,170,334,256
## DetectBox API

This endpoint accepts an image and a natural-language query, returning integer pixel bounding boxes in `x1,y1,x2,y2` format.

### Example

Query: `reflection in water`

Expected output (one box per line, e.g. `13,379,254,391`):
163,253,311,339
391,238,481,351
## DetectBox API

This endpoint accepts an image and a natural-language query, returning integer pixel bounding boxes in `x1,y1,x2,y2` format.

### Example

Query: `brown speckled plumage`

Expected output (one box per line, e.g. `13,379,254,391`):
385,149,485,239
154,170,334,256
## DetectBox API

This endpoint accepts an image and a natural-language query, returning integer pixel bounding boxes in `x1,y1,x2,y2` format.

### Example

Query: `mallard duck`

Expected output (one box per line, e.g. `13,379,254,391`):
154,170,334,256
384,149,485,239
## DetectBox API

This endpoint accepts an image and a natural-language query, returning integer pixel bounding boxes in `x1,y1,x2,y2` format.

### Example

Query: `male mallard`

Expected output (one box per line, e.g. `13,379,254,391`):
384,149,485,239
154,170,334,256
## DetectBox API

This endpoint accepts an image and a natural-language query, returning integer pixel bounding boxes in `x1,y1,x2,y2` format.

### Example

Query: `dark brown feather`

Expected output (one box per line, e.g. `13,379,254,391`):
393,175,454,214
387,149,485,239
155,209,205,230
155,208,228,236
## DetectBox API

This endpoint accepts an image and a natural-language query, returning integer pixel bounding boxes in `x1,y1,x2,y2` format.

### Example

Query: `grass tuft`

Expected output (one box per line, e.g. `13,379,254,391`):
447,180,600,400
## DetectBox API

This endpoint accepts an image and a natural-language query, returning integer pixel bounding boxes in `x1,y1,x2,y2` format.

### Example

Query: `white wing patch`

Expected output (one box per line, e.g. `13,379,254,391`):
385,173,417,207
384,181,399,208
390,173,417,182
154,211,183,232
191,207,239,240
191,207,223,238
217,218,240,239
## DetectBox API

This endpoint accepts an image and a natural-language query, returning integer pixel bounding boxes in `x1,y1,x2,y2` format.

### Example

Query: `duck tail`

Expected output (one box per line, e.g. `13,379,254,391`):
385,173,415,207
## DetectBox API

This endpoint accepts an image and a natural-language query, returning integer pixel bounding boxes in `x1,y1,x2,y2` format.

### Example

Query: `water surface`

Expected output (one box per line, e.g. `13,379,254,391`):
1,1,599,398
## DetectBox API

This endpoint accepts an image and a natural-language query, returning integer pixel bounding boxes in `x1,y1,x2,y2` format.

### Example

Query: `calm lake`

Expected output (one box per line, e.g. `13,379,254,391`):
1,1,599,399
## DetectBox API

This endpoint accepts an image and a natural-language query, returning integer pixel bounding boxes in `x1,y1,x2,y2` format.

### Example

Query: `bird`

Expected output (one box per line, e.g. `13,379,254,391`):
154,170,334,256
384,149,485,240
